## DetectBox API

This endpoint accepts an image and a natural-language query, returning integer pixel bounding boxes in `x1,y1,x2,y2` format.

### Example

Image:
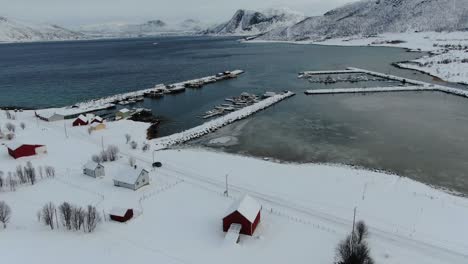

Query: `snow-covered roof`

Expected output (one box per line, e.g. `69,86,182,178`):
119,108,130,113
83,161,102,170
76,114,88,122
109,207,130,216
113,167,147,185
92,116,103,122
226,195,261,223
6,142,42,150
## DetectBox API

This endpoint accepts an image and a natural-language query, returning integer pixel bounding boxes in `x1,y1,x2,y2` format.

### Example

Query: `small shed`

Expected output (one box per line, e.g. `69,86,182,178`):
7,143,47,159
223,195,261,236
72,114,89,126
109,208,134,222
83,161,105,178
113,167,149,191
90,123,106,131
116,108,131,120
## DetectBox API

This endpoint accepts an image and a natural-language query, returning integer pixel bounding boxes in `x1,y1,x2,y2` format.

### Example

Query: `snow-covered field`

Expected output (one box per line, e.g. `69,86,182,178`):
250,31,468,84
1,107,468,263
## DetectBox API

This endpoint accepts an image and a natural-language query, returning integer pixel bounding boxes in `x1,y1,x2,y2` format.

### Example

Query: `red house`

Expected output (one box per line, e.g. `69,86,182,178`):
223,195,261,236
7,143,47,159
109,208,134,222
72,115,88,126
91,116,103,124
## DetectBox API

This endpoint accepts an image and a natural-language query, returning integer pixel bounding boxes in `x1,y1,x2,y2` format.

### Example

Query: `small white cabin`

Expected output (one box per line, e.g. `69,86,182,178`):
113,167,149,191
83,161,105,178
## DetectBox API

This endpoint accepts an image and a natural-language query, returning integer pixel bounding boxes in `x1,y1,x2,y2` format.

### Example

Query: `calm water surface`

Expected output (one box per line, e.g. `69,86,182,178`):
2,36,468,194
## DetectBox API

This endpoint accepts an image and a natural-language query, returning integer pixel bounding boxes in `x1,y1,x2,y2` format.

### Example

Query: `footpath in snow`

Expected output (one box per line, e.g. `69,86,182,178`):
152,91,295,149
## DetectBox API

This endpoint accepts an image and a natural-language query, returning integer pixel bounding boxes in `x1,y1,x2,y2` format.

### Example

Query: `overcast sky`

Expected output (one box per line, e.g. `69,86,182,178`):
0,0,357,26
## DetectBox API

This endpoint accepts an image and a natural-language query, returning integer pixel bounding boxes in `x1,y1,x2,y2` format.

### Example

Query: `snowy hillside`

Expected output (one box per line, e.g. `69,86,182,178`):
204,8,305,36
258,0,468,41
0,16,85,43
79,19,207,38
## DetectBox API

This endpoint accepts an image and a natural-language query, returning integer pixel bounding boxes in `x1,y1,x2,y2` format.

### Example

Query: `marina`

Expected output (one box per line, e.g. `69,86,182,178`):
303,67,468,98
35,69,244,121
153,91,295,149
202,92,263,119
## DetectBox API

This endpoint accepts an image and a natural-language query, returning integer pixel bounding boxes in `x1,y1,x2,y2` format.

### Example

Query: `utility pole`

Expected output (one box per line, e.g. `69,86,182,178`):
101,136,104,152
350,206,357,253
64,122,68,139
224,174,229,197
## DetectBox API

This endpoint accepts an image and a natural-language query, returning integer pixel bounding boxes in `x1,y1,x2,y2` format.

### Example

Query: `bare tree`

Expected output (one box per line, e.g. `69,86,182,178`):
5,111,12,119
142,142,150,152
0,171,3,189
0,201,11,228
24,162,36,185
71,207,85,231
100,150,109,162
128,156,136,167
107,145,119,161
41,202,56,230
5,122,15,133
7,175,17,191
45,166,55,178
5,133,15,140
20,122,26,130
130,141,138,150
59,202,73,230
125,134,131,144
16,165,26,184
85,205,101,233
91,154,102,163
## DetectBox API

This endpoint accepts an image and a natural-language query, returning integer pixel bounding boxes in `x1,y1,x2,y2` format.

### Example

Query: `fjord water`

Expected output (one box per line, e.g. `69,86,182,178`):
2,36,468,194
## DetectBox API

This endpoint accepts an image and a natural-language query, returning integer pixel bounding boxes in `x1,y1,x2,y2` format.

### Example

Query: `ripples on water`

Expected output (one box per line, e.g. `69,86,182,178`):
2,36,468,194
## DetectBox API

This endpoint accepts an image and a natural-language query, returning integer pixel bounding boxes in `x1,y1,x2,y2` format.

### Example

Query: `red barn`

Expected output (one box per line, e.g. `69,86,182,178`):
223,195,261,236
7,143,47,159
72,115,88,126
109,208,134,223
91,116,103,124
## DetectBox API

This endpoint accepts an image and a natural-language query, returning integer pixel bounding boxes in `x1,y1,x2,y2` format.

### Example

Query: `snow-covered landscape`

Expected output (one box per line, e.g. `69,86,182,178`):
1,108,468,264
2,0,468,263
282,32,468,85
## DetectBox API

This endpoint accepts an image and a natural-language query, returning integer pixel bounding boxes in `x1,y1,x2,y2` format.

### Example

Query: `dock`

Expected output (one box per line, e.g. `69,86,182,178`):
36,70,244,121
302,67,468,98
153,91,295,149
305,86,434,95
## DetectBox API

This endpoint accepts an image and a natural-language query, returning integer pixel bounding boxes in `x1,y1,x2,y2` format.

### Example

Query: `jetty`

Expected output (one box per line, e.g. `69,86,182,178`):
153,91,295,149
303,67,468,98
36,70,244,121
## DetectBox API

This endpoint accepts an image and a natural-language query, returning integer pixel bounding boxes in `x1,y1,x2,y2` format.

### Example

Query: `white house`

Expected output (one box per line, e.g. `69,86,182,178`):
83,161,105,178
113,167,149,190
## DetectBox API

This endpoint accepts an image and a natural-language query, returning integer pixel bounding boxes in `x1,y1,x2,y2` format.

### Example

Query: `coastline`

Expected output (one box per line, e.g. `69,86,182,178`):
246,31,468,85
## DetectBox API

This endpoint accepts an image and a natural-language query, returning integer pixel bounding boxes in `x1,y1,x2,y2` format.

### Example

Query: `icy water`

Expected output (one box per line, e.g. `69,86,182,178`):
2,36,468,194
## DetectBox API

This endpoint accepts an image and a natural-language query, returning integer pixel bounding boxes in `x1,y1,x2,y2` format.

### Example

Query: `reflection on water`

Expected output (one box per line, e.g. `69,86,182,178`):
194,91,468,195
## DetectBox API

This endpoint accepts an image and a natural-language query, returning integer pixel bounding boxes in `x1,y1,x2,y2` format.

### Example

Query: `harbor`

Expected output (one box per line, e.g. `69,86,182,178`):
35,69,244,121
202,92,267,119
302,67,468,98
153,91,296,149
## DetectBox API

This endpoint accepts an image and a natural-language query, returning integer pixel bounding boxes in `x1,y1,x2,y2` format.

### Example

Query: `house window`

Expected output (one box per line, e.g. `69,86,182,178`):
142,178,145,183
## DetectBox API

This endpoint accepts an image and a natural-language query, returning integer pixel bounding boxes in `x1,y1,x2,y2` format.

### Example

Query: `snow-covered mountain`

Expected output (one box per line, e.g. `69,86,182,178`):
0,16,85,43
204,8,305,36
257,0,468,41
79,19,206,38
